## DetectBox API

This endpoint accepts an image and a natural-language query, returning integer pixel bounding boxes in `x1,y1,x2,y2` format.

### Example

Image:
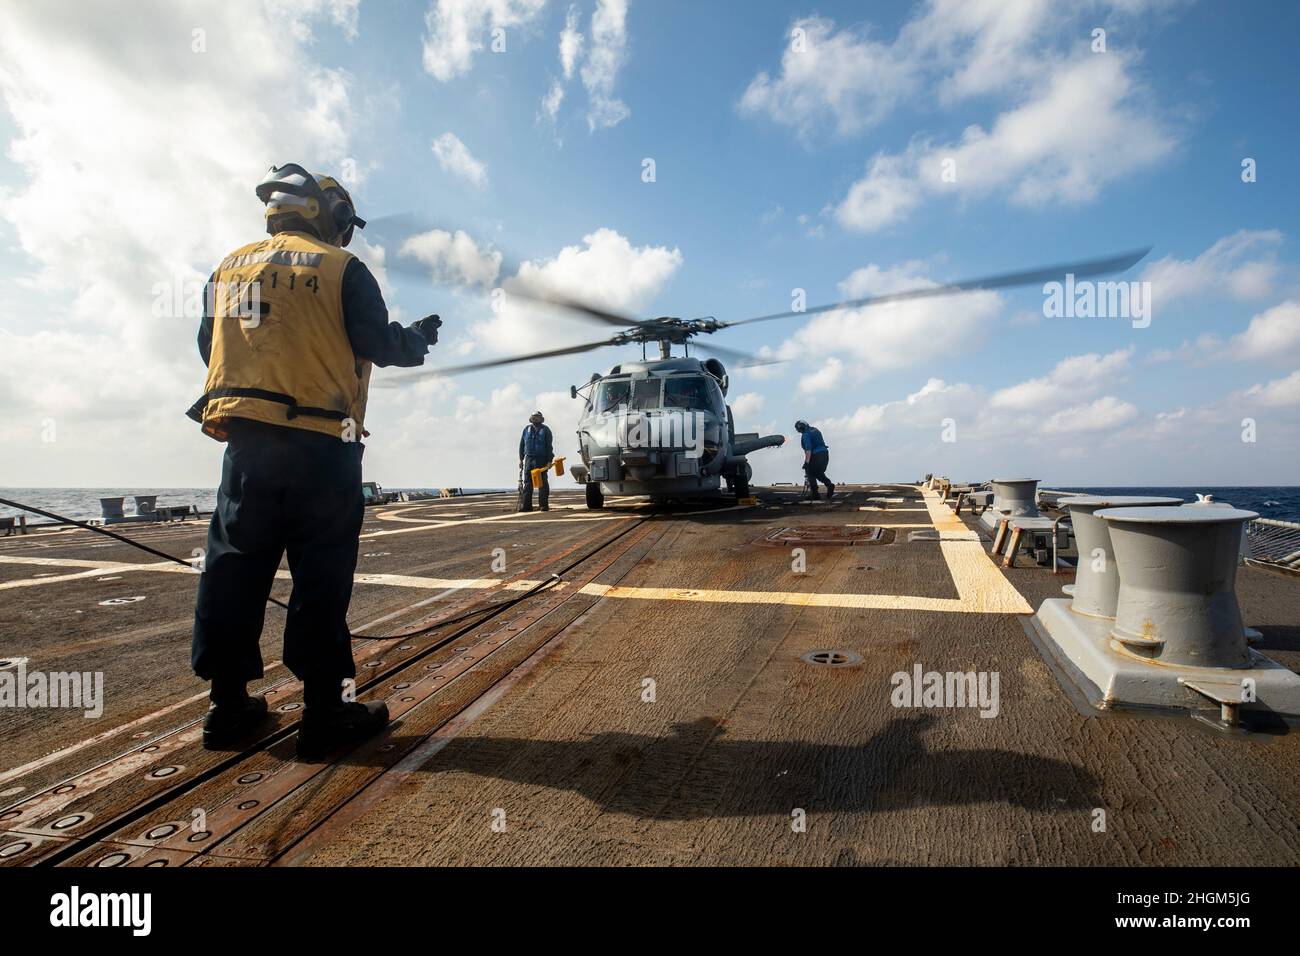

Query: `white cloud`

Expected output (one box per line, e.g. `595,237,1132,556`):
1153,298,1300,366
0,0,362,484
421,0,547,82
740,2,1158,140
540,6,583,124
761,261,1003,377
580,0,630,130
399,229,503,288
559,4,584,79
729,392,765,424
375,383,581,487
1142,230,1284,303
823,377,977,436
1042,395,1139,433
836,54,1175,232
738,17,919,139
1240,369,1300,407
1228,301,1300,362
797,357,843,395
473,227,682,354
990,348,1134,411
431,131,489,188
541,79,566,121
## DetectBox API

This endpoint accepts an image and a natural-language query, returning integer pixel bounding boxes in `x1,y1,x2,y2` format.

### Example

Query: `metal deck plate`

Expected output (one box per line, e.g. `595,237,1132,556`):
757,525,889,546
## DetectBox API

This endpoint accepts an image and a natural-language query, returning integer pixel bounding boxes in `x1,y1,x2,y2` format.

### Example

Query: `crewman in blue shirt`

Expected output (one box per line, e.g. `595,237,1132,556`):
518,411,554,511
795,420,835,500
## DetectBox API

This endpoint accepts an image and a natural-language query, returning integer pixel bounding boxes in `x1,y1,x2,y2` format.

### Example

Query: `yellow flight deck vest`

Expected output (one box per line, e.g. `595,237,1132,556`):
188,231,372,442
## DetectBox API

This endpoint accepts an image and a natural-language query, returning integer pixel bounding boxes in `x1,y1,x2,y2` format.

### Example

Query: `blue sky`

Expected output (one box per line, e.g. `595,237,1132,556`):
1,0,1298,488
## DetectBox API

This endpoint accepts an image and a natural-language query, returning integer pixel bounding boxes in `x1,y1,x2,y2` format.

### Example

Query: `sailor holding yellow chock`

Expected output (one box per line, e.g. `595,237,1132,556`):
188,163,441,756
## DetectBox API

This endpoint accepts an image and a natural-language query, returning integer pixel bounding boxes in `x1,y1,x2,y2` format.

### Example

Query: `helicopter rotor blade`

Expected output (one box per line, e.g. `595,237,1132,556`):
720,247,1152,328
690,339,785,369
373,336,619,387
364,216,658,329
496,285,653,328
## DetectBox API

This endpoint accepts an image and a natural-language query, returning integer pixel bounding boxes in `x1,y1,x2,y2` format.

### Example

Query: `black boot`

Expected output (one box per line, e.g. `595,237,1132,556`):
202,683,269,750
297,699,390,759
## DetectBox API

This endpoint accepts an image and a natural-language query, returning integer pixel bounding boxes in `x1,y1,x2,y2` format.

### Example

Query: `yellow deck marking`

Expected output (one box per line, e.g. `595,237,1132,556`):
922,489,1032,613
579,582,969,612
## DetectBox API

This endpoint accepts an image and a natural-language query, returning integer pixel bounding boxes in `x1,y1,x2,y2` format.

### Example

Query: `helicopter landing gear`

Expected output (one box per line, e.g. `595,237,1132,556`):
730,461,752,500
585,482,605,510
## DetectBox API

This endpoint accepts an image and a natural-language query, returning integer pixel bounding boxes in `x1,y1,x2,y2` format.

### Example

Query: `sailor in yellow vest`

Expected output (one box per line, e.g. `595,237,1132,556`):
188,163,441,757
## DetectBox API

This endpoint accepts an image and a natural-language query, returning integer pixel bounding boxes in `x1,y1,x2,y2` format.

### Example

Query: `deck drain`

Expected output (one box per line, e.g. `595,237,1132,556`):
95,852,130,867
800,649,862,667
146,824,179,840
0,841,31,858
757,526,892,547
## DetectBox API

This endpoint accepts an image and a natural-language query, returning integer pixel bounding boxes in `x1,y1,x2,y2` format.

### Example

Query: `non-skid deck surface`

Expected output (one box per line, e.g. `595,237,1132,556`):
2,485,1299,866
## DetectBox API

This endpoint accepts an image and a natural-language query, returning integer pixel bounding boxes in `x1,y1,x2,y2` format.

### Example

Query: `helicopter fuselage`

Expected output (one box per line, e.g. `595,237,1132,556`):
569,356,784,503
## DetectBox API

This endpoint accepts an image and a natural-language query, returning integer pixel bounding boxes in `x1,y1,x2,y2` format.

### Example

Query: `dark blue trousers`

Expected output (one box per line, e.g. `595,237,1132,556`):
520,456,550,510
192,419,363,687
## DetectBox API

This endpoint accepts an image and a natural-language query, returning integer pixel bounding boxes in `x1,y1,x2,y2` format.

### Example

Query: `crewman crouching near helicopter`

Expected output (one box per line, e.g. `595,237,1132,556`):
795,420,835,501
518,411,554,512
188,163,442,756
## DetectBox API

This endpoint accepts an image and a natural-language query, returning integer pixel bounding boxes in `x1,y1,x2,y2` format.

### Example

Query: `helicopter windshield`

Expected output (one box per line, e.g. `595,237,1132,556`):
629,378,661,410
663,376,716,411
594,379,631,413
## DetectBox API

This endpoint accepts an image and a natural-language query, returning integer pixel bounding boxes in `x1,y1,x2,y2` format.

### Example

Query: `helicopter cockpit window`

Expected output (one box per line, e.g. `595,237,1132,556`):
595,379,631,413
663,376,713,410
629,377,661,410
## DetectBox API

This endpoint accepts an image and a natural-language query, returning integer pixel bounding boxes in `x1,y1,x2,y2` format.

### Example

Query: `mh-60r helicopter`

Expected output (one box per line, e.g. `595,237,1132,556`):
563,317,785,508
376,226,1148,509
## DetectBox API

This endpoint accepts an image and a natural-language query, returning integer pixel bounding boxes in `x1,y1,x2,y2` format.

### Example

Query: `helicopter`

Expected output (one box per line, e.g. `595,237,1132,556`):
373,229,1150,509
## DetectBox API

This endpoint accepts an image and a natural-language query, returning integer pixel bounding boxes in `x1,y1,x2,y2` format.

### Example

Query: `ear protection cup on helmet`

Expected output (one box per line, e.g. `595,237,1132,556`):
314,175,365,247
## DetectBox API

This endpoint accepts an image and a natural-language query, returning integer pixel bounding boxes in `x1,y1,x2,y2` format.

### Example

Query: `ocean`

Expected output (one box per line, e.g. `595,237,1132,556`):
0,488,508,525
3,485,1299,525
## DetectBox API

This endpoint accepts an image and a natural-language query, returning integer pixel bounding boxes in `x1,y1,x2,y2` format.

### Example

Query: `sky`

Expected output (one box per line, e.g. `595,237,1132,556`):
1,0,1298,490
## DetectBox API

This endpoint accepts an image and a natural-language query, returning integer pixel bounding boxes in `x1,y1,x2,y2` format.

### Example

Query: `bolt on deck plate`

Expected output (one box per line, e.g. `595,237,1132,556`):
757,525,890,547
